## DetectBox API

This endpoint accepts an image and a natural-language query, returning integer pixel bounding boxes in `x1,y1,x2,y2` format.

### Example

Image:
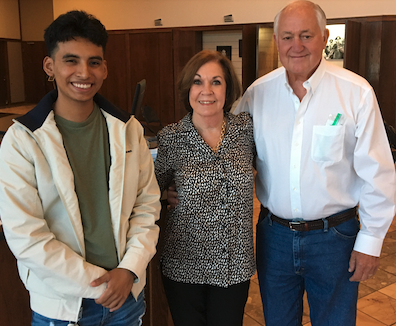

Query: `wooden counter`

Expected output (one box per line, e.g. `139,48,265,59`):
0,228,31,325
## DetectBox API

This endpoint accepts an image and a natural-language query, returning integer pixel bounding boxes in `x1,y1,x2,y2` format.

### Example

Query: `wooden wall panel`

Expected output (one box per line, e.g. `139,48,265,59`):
22,41,51,104
129,32,161,122
242,24,258,92
0,41,9,106
344,20,362,75
158,32,174,124
257,25,278,79
378,21,396,126
172,30,202,122
345,17,396,128
361,22,382,92
100,33,130,112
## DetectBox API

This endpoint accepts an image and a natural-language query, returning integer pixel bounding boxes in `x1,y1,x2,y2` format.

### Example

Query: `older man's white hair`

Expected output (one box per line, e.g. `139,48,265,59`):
273,0,327,37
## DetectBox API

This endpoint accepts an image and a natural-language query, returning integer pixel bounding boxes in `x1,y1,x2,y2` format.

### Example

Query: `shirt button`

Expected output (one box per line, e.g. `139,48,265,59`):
294,208,298,212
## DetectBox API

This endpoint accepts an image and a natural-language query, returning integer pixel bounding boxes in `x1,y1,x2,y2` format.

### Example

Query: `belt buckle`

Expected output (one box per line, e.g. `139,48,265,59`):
289,220,305,231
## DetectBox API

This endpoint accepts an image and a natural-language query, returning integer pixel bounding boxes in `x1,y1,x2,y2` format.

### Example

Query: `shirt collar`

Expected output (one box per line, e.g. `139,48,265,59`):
305,58,326,93
283,58,327,94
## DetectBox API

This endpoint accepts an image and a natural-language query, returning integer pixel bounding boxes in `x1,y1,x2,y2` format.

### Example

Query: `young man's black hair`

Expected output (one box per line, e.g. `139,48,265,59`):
44,10,108,57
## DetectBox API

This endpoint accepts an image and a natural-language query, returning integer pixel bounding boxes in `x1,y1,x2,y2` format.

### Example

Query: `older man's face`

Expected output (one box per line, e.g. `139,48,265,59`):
274,4,329,82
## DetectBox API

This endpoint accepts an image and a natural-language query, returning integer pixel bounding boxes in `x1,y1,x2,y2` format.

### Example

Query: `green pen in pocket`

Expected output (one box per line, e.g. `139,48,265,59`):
332,113,342,126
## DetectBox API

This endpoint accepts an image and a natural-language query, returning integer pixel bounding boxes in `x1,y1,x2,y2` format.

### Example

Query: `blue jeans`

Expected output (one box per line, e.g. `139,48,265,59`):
256,208,359,326
31,292,145,326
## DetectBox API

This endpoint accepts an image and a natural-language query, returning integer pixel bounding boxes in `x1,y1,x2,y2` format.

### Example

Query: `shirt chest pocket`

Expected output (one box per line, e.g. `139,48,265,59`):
311,125,345,163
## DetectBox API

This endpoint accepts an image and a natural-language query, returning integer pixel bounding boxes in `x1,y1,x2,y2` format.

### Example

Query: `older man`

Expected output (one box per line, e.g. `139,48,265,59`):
235,1,395,325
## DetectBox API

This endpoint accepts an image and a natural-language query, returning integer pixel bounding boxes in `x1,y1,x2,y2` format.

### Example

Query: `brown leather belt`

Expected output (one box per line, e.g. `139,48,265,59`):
264,206,357,232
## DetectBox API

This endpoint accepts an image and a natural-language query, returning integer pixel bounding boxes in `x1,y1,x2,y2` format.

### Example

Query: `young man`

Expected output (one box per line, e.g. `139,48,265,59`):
0,10,160,325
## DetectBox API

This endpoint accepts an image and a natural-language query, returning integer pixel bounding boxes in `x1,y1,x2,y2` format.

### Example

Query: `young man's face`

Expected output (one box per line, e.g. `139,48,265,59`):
43,37,107,107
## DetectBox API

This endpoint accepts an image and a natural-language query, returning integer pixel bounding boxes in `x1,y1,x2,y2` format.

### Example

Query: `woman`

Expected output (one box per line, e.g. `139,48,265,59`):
154,50,255,326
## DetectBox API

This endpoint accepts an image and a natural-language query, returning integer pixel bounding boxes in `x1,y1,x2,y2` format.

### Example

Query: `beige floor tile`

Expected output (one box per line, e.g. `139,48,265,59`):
361,268,396,291
302,291,310,324
387,218,396,233
382,231,396,257
243,313,264,326
357,291,396,325
356,310,387,326
244,281,265,325
382,242,396,258
303,299,389,325
385,230,396,241
251,277,259,286
359,283,377,299
379,254,396,276
379,283,396,300
387,224,396,233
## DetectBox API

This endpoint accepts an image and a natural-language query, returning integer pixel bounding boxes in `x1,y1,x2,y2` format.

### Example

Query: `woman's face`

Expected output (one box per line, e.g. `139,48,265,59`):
189,61,226,119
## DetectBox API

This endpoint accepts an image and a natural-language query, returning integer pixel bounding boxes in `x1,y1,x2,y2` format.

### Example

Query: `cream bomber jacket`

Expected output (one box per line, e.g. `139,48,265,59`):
0,90,161,322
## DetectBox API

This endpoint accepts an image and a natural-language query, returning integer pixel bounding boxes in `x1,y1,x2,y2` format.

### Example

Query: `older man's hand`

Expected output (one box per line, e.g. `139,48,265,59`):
167,183,179,209
348,250,380,282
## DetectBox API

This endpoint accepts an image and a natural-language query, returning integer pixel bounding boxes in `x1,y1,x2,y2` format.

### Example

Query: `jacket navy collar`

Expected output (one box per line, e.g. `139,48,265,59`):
16,90,130,132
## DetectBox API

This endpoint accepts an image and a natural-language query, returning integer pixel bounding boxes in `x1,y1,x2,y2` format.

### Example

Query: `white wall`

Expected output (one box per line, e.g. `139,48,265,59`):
0,0,20,39
202,31,242,82
1,0,396,40
53,0,396,30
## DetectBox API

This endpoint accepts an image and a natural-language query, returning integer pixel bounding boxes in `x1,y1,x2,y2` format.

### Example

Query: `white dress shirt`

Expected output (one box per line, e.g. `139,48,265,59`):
235,59,395,256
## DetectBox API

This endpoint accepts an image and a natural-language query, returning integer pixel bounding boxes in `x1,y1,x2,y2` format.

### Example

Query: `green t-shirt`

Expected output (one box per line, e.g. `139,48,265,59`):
55,104,118,270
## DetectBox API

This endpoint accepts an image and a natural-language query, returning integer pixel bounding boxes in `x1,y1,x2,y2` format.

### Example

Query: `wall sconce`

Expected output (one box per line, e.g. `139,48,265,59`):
224,14,233,23
154,19,163,26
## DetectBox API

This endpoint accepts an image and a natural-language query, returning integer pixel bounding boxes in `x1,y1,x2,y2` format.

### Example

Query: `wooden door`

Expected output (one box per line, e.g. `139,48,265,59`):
22,41,52,103
172,29,202,122
242,24,259,92
100,33,131,113
0,41,9,106
128,31,174,125
344,16,396,127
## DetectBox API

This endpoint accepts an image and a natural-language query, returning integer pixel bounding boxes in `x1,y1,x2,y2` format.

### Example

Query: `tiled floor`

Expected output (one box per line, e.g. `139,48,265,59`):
244,192,396,326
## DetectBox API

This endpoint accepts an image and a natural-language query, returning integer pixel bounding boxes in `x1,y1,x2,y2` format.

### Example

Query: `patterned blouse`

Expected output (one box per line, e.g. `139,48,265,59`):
155,111,256,288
